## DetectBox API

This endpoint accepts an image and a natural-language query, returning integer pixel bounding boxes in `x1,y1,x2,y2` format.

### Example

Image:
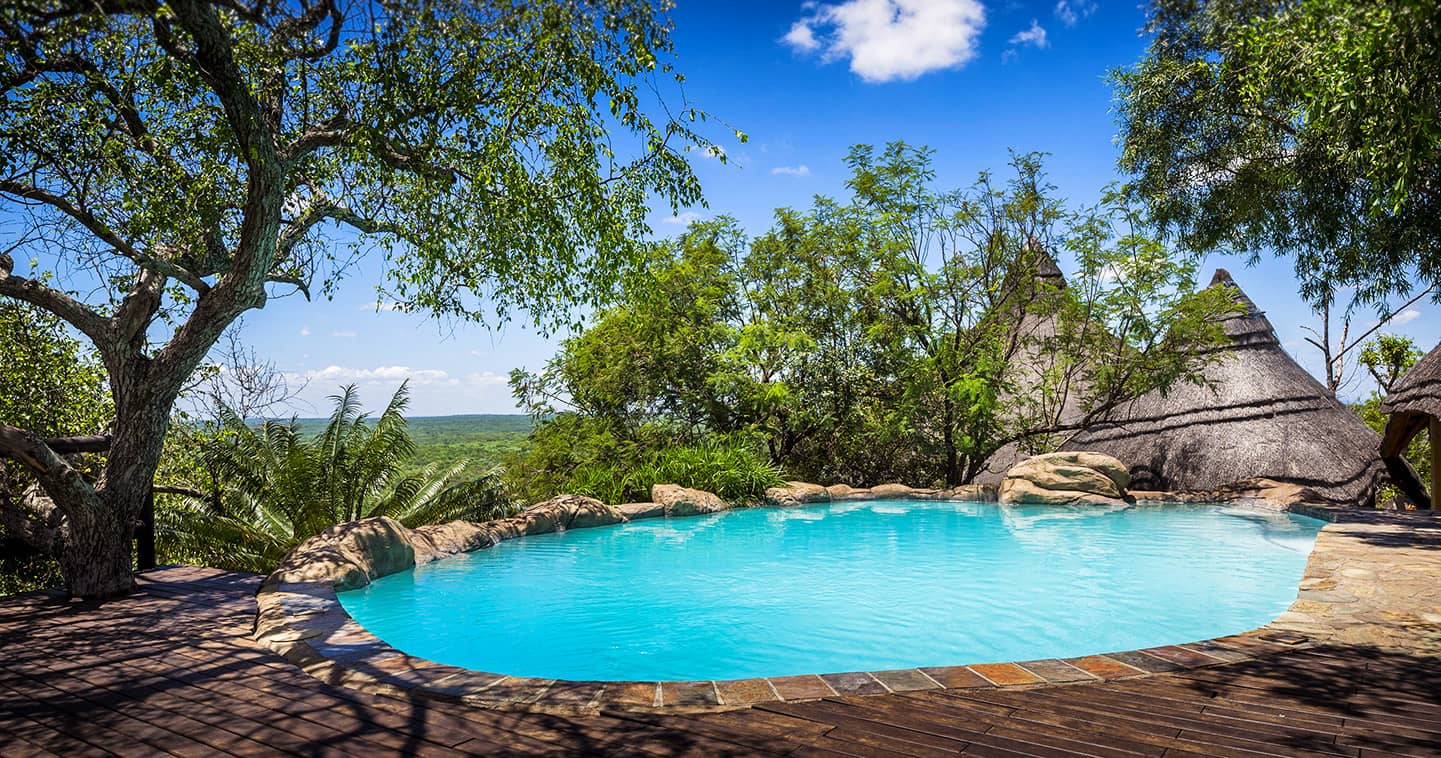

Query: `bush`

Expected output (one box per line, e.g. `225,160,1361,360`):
158,384,518,573
564,437,783,504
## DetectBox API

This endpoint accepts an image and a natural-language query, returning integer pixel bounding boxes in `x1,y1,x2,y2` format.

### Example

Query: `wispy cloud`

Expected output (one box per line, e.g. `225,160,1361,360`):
782,0,986,83
332,330,358,338
285,366,519,415
1054,0,1097,27
662,211,703,226
462,371,510,387
1004,19,1049,62
289,365,450,385
299,326,311,337
771,165,812,177
1390,308,1422,326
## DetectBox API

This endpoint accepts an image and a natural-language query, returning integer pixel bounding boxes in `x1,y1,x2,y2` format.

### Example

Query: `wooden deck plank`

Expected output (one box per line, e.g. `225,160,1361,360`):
4,566,1441,757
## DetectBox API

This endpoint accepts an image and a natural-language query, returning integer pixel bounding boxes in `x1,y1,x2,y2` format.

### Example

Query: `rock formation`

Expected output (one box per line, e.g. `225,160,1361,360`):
999,451,1130,506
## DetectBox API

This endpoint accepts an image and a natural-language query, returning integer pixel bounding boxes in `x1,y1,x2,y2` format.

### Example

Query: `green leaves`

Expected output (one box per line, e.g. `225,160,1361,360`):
157,383,515,573
510,144,1236,488
1113,0,1441,308
0,302,112,440
1359,334,1424,395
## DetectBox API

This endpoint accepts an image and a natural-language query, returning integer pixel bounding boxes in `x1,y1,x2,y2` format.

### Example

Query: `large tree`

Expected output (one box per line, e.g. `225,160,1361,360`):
1113,0,1441,307
0,0,715,598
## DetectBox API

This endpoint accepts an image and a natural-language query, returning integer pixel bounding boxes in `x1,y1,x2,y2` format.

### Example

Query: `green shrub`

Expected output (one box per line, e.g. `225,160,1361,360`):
562,437,783,505
158,384,517,573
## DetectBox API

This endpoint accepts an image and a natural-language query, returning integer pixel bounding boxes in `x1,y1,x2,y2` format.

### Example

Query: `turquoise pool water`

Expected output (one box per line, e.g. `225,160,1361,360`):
338,500,1323,681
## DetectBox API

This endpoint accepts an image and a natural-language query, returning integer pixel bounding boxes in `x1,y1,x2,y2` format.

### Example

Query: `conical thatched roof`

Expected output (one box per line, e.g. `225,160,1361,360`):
1057,270,1386,504
1378,340,1441,507
973,248,1090,481
1380,341,1441,425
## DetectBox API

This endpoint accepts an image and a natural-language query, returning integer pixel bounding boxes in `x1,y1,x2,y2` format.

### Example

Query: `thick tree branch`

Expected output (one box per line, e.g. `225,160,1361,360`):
114,266,167,355
280,116,353,163
168,0,275,166
0,180,140,260
279,198,408,256
0,179,210,293
0,269,111,348
270,0,342,61
0,425,96,520
44,435,112,454
152,484,207,499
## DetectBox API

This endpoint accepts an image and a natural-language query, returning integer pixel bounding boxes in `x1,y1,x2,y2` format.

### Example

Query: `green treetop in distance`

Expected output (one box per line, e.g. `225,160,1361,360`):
1113,0,1441,307
0,0,719,598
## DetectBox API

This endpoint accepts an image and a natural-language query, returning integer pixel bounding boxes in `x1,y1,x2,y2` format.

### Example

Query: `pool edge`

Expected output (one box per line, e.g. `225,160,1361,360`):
249,491,1428,715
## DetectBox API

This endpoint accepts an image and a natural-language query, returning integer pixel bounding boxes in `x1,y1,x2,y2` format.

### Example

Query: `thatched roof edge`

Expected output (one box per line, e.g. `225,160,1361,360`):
1380,340,1441,421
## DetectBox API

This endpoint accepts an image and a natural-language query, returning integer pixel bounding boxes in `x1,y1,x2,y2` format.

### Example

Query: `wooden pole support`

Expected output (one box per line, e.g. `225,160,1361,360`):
1431,417,1441,511
137,488,157,570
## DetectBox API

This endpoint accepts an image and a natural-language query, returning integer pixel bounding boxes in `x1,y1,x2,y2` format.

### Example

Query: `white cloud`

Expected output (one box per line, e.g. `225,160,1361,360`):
782,0,987,83
662,211,703,226
291,365,450,385
1054,0,1097,27
299,326,311,337
688,144,726,161
771,165,812,177
285,366,522,415
332,330,358,338
1009,19,1049,50
783,20,820,51
463,371,510,387
1390,308,1422,326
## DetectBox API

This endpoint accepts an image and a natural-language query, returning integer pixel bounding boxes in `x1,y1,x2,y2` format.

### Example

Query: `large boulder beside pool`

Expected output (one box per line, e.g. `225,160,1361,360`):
1000,451,1131,506
652,484,728,516
411,520,498,564
267,516,414,591
765,481,832,507
519,494,626,533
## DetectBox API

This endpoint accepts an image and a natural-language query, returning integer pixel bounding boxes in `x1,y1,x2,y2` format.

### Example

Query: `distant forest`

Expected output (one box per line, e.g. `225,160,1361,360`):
289,414,533,482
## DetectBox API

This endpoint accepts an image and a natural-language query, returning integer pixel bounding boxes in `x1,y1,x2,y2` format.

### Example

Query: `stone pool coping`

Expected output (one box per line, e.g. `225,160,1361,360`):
252,486,1441,714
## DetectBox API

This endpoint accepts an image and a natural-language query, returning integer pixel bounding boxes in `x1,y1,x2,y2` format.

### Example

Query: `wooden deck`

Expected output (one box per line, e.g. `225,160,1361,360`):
2,566,1440,756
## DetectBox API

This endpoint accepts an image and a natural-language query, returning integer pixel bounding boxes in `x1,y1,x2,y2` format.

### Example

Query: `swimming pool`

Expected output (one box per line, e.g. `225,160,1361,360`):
338,500,1322,681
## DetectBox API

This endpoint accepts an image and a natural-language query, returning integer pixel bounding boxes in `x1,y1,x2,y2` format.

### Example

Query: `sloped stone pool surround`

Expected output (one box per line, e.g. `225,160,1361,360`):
252,482,1439,714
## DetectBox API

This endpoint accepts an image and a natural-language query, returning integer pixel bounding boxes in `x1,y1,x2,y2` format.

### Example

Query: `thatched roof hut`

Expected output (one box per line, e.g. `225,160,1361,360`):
972,249,1090,481
1056,270,1387,504
1379,340,1441,508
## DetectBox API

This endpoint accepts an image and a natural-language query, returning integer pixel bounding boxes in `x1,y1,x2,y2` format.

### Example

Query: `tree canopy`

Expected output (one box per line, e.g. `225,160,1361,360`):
1113,0,1441,307
0,0,717,597
511,145,1237,491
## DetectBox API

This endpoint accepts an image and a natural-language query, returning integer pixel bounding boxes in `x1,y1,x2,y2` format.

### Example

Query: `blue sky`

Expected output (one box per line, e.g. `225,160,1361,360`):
234,0,1436,416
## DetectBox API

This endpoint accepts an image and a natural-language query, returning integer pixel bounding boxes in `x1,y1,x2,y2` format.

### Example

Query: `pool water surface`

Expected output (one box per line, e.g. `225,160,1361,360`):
338,500,1322,681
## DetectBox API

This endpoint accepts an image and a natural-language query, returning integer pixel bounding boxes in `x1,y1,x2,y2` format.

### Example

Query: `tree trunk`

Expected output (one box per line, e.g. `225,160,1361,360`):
942,394,960,487
1430,418,1440,512
36,367,183,599
56,503,135,598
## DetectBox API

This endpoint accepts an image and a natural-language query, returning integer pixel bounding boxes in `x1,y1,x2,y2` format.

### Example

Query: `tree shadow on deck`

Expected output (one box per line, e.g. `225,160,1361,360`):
1150,644,1441,756
0,571,783,756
